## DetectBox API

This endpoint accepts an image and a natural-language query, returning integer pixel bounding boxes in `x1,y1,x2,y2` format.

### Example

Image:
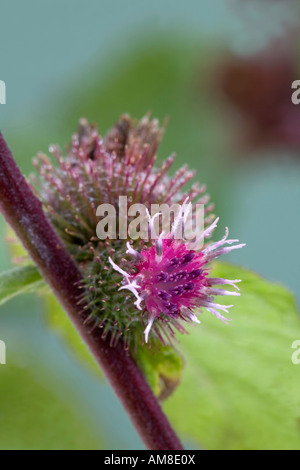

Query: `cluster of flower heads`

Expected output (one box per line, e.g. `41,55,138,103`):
33,115,244,350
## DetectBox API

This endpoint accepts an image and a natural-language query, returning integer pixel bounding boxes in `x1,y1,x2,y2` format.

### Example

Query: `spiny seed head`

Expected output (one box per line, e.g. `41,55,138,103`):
32,115,213,266
109,211,244,343
33,114,243,351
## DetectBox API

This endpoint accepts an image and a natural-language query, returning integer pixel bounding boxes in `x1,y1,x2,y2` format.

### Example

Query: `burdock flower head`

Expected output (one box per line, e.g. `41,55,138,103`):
109,210,244,343
33,114,244,350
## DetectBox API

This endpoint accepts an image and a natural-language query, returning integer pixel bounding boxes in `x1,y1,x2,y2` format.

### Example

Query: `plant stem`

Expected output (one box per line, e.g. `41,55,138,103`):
0,133,183,451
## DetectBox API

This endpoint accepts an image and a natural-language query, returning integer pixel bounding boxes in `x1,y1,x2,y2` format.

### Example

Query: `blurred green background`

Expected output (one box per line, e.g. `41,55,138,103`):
0,0,300,449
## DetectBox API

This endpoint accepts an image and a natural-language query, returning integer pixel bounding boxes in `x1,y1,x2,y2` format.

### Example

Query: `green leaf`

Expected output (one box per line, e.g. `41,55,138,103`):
135,345,185,401
0,265,44,307
164,262,300,450
0,363,103,450
5,224,29,263
44,292,103,377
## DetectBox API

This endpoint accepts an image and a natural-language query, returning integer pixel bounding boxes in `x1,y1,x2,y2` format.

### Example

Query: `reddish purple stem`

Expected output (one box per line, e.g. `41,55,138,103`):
0,133,183,451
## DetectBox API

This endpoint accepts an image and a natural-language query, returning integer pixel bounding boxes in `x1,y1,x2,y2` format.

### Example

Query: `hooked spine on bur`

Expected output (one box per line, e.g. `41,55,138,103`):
33,114,244,351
